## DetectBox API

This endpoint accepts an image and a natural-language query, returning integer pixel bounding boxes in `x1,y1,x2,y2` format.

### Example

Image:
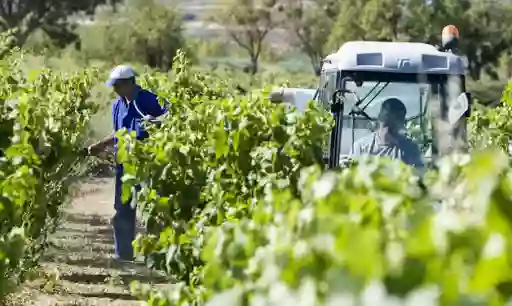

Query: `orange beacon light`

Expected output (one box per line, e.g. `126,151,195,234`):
442,25,460,38
441,25,459,51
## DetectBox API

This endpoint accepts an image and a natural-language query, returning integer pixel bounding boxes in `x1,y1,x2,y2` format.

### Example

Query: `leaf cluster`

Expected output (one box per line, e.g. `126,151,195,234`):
116,51,332,298
0,31,99,301
119,51,512,305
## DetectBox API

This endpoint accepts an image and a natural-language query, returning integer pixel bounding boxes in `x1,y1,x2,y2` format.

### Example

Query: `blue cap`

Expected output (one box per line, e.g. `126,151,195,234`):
105,65,136,87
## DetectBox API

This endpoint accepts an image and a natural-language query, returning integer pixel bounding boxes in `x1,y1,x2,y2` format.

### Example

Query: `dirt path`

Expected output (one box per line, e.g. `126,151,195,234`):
8,178,167,306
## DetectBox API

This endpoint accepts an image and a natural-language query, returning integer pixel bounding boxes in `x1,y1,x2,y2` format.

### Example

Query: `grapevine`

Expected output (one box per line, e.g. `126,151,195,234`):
2,33,512,305
117,54,512,305
0,32,99,301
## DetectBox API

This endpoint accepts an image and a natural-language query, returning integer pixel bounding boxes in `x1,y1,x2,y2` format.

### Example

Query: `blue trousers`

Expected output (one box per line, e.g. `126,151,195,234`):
113,169,136,260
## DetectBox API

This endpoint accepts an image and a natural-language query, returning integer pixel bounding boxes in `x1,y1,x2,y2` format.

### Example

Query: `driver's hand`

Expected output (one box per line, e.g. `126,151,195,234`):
341,154,360,166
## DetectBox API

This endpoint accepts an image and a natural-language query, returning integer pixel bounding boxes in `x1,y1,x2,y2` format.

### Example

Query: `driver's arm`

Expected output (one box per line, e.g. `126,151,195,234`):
405,142,425,169
349,141,362,156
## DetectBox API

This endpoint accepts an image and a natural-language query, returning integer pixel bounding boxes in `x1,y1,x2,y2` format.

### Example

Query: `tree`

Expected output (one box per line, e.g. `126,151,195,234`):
326,0,365,52
358,0,403,41
326,0,403,52
0,0,122,47
326,0,512,81
403,0,512,80
467,80,509,106
456,1,512,80
281,0,339,75
79,0,185,70
214,0,279,74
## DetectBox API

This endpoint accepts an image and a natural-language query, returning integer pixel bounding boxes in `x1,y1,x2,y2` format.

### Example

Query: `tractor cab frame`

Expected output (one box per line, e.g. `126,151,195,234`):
269,26,471,170
321,40,470,169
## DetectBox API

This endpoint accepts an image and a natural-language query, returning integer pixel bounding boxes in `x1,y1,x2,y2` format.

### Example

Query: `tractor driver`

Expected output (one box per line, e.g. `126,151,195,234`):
349,98,424,168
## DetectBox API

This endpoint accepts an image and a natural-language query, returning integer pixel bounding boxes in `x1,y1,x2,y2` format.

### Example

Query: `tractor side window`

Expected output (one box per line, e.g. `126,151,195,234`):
318,72,328,106
318,71,337,110
325,72,337,102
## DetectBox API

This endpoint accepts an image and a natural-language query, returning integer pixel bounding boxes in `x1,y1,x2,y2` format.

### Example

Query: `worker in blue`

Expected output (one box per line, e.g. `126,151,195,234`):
87,65,167,261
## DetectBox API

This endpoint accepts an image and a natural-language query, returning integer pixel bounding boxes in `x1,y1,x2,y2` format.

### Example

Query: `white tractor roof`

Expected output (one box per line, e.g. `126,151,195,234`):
323,41,465,75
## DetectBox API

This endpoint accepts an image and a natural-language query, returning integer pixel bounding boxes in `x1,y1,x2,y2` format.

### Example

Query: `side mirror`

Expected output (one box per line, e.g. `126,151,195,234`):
448,92,470,125
440,25,460,52
464,92,472,117
269,88,296,104
269,88,285,103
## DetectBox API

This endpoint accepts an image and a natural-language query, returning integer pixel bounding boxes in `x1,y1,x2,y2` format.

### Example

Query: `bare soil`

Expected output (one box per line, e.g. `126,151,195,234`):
8,178,167,306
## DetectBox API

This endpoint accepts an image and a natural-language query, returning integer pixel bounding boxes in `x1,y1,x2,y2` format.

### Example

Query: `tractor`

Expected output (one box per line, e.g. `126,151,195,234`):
270,25,471,169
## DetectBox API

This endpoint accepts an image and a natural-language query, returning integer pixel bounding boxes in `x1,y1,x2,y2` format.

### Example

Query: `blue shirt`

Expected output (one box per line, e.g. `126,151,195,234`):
112,86,167,174
112,86,167,141
350,131,424,168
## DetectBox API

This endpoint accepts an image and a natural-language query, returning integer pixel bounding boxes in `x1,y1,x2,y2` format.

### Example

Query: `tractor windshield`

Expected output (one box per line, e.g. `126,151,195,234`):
340,73,464,166
344,81,429,120
340,80,432,159
338,73,466,165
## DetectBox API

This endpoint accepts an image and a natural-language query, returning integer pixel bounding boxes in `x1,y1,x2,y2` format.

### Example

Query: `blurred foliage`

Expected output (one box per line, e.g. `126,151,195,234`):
468,81,512,151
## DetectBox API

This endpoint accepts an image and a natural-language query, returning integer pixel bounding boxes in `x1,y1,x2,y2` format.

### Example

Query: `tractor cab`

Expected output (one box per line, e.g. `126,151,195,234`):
272,25,471,169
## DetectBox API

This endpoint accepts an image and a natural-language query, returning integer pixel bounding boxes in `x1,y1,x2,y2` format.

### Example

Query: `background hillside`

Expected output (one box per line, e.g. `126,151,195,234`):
8,0,512,104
